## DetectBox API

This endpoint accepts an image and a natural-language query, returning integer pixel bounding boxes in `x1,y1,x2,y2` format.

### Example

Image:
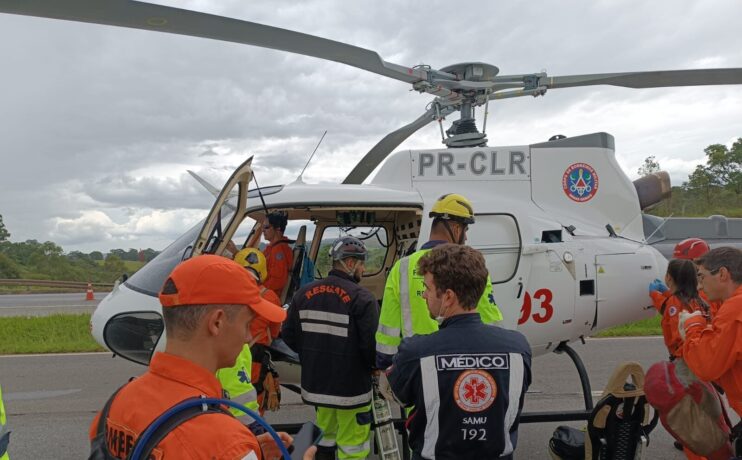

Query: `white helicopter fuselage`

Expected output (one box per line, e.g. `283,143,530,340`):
91,132,666,374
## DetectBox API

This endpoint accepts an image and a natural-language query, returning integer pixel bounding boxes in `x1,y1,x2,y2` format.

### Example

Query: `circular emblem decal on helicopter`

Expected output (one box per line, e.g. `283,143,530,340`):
562,163,599,202
454,370,497,412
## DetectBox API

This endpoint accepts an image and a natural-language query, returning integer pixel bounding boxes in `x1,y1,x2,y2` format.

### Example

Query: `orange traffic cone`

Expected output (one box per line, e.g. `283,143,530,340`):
86,283,95,301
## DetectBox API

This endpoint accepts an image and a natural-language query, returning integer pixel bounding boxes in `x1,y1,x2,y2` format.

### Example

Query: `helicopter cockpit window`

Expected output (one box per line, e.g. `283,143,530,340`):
316,226,389,277
466,213,521,284
124,222,203,297
103,311,164,366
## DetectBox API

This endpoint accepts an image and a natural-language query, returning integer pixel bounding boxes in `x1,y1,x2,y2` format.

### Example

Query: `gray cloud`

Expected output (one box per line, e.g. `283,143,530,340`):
1,0,741,252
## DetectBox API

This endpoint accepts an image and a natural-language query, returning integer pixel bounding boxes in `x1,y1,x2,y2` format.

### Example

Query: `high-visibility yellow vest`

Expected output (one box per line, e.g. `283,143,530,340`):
216,344,259,419
375,247,503,358
1,384,9,460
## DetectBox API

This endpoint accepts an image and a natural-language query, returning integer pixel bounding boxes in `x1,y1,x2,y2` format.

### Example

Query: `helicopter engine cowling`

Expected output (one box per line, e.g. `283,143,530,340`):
633,171,671,210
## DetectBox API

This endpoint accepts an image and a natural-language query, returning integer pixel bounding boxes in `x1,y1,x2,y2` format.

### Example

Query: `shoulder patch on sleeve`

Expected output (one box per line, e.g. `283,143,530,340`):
275,252,284,261
668,306,678,317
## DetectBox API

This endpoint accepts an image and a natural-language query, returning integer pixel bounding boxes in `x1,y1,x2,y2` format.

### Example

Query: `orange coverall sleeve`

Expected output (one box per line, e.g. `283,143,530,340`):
649,290,671,312
650,291,684,357
682,307,742,383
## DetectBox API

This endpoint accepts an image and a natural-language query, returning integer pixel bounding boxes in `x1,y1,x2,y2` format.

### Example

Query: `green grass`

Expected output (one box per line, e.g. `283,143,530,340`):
593,315,662,337
0,313,105,354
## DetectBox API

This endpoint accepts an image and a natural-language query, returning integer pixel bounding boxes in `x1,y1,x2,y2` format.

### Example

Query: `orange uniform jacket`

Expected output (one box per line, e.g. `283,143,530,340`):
250,287,282,347
683,285,742,417
89,352,261,460
262,238,293,298
650,291,707,359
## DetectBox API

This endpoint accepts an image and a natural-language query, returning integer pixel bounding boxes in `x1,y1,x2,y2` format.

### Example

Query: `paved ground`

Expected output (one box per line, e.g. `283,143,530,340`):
0,293,101,316
1,336,719,459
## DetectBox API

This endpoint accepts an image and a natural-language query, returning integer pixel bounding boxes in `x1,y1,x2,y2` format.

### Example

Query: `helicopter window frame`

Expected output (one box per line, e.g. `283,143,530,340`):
314,224,390,277
468,212,522,284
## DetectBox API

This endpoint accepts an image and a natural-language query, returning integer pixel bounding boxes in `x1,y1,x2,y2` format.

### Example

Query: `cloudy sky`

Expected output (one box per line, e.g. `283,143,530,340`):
1,0,741,253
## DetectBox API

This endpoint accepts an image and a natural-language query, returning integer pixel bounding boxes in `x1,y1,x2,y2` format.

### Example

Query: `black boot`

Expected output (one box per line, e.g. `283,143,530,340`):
315,446,336,460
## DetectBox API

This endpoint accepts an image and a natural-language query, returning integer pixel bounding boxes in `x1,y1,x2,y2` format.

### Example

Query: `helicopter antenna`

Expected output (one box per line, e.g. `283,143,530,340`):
644,213,675,243
295,131,328,183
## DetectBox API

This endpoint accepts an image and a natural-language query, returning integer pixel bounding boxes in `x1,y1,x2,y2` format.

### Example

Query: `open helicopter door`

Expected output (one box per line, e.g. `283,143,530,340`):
192,157,254,258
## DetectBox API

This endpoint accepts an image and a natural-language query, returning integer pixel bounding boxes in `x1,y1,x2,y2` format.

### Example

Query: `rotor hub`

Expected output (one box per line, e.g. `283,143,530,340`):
439,62,500,82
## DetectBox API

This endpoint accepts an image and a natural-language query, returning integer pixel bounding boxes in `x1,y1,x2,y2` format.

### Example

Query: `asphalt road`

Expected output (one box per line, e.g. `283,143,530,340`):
2,336,724,460
0,293,101,317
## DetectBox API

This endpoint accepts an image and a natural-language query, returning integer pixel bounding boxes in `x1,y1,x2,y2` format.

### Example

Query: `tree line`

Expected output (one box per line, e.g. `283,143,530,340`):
639,137,742,217
0,215,159,281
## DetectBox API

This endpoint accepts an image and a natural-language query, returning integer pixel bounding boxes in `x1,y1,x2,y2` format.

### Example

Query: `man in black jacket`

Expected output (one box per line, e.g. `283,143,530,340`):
282,236,379,460
388,244,532,460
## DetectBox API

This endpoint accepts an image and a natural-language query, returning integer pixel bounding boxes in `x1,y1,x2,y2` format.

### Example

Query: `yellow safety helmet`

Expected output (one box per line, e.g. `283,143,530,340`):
428,193,475,224
233,247,268,283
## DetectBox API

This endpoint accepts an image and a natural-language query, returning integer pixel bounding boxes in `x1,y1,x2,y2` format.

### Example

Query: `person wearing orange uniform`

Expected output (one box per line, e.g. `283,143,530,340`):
262,212,294,298
650,259,713,460
681,247,742,418
673,237,723,317
649,259,710,360
88,255,314,460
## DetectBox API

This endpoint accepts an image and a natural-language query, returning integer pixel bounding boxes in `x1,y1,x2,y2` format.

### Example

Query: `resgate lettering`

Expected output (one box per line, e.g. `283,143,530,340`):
305,284,351,303
436,353,509,371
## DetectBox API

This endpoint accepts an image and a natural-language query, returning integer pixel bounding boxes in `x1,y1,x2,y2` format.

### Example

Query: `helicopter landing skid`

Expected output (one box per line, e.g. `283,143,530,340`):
519,340,594,423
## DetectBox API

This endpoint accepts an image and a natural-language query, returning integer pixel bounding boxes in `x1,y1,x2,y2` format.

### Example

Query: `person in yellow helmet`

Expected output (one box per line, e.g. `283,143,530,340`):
218,248,283,431
1,384,9,460
375,193,504,369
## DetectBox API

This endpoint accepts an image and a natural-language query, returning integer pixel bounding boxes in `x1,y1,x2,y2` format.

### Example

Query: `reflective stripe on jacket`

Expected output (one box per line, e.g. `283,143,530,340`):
375,242,503,369
282,270,379,408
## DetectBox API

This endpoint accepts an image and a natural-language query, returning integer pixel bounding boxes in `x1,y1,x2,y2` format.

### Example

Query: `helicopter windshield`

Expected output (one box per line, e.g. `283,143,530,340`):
124,221,204,297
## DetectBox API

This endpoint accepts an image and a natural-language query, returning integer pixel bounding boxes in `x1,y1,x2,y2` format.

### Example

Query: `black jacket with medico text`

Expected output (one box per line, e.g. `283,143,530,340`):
281,269,379,409
388,314,532,460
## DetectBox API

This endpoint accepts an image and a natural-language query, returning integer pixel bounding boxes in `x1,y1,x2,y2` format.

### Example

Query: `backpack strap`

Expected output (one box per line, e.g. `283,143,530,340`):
88,383,128,460
127,398,231,460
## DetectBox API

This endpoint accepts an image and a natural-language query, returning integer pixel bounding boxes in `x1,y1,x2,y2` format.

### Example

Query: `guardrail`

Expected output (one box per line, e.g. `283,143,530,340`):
0,279,115,289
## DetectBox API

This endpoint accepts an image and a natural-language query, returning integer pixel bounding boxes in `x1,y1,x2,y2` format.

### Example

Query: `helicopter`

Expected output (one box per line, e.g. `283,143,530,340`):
2,0,742,424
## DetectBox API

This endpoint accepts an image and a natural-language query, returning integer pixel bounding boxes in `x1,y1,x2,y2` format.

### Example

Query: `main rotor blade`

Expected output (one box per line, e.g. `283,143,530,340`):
343,108,438,184
541,68,742,89
0,0,427,85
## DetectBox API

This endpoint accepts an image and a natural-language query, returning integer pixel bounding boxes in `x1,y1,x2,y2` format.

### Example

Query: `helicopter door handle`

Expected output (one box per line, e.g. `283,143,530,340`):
516,282,524,299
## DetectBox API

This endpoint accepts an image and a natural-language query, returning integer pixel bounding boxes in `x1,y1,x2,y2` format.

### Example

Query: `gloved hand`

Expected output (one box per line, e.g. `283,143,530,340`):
678,310,704,340
649,279,669,293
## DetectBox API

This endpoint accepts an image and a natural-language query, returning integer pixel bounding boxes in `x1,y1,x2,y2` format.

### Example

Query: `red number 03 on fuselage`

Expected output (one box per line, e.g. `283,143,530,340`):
518,289,555,325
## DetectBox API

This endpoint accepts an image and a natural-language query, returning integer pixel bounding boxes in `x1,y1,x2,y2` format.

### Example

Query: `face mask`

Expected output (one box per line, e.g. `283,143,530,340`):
340,259,362,283
435,302,449,325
